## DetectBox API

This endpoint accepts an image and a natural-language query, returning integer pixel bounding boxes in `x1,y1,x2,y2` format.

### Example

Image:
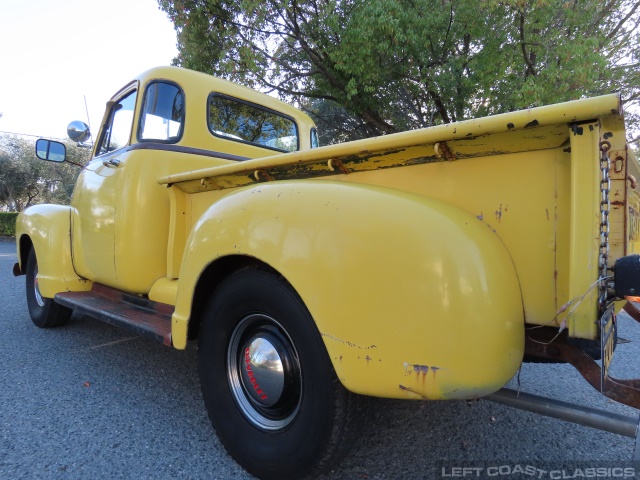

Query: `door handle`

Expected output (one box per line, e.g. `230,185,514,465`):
102,158,121,168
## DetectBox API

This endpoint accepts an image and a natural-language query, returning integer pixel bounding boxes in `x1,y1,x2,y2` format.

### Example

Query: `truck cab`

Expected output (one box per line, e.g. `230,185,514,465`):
25,66,318,304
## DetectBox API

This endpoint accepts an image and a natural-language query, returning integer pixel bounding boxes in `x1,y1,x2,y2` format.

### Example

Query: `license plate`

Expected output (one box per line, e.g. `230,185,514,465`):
600,305,616,390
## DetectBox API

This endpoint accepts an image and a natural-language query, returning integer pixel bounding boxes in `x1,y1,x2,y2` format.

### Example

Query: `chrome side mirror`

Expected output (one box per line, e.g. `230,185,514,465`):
35,139,66,162
67,121,91,143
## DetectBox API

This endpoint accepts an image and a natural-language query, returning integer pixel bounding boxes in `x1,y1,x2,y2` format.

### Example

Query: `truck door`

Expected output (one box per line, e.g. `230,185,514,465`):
71,87,137,287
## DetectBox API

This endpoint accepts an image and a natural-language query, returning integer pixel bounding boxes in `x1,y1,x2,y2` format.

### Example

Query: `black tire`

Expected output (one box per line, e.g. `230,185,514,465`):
25,248,72,328
198,268,362,480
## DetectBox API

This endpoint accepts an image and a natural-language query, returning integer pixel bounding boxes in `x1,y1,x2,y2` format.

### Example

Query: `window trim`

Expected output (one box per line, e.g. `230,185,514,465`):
95,87,138,158
137,79,185,144
207,92,300,153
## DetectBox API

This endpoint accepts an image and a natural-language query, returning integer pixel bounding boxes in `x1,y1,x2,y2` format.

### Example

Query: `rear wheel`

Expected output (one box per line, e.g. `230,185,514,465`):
198,268,362,480
25,248,72,328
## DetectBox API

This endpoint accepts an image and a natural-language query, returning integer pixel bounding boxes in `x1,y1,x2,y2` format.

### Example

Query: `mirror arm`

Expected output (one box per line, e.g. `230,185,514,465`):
65,160,85,168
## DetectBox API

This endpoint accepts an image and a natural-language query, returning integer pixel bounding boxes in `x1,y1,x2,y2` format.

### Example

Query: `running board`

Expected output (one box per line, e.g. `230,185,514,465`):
55,284,173,347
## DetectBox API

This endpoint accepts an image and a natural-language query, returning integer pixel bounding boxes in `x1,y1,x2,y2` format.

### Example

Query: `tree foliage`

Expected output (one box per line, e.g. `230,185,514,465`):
0,135,89,212
159,0,640,142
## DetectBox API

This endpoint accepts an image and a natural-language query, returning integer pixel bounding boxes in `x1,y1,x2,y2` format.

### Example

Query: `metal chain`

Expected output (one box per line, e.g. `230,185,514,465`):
599,141,612,312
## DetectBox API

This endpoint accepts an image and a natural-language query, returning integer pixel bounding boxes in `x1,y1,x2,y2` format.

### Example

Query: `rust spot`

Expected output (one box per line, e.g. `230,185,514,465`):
524,119,539,128
328,158,350,174
603,132,613,139
589,125,594,132
253,169,274,182
546,208,550,220
365,355,372,363
495,204,503,222
414,364,429,375
611,201,625,206
434,141,455,161
507,123,515,130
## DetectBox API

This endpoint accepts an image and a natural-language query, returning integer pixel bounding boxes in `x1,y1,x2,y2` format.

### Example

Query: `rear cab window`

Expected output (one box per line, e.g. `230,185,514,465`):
208,94,299,153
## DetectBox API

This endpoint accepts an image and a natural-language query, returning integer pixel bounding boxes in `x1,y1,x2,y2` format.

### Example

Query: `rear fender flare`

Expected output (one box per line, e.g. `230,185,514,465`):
174,180,524,399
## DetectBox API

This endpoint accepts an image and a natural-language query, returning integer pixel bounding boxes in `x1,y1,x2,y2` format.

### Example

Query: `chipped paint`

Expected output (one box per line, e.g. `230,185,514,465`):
159,94,622,194
571,124,584,136
398,384,428,398
414,364,429,375
167,123,578,194
402,362,443,376
321,332,377,350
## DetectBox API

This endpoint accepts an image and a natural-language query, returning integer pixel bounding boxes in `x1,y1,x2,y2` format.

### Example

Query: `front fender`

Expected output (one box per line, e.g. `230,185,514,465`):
175,180,524,400
16,204,91,298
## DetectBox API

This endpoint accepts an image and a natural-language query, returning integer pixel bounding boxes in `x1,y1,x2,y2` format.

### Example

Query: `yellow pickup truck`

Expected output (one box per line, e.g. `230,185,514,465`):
14,66,640,479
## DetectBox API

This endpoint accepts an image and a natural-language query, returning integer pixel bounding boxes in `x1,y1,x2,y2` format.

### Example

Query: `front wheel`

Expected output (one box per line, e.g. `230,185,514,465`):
198,269,362,480
25,248,72,328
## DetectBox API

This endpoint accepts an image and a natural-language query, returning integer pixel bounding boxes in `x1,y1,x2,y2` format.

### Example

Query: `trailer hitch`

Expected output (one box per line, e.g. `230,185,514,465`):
489,317,640,462
525,319,640,409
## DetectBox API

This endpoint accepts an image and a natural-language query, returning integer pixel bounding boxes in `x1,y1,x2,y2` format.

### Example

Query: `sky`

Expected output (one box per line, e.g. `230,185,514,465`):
0,0,178,140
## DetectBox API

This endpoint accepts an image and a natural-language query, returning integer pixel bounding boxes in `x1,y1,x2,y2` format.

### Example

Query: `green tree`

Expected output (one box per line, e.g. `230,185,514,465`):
0,135,89,212
0,136,43,211
159,0,640,141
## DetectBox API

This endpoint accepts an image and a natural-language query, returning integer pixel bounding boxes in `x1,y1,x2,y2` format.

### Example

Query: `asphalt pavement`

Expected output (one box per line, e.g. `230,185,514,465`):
1,237,639,480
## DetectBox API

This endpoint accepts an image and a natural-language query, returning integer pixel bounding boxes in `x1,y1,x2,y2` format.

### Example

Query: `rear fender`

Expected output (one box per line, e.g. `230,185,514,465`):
16,205,91,298
174,180,524,400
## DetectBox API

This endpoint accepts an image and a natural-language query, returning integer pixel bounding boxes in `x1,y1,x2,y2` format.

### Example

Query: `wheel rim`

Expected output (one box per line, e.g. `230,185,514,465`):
227,314,302,431
33,263,45,308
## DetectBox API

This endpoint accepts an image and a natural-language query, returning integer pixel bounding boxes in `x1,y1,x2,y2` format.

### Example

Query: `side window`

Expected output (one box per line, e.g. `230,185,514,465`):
311,128,319,149
97,90,137,156
138,82,184,142
208,94,299,152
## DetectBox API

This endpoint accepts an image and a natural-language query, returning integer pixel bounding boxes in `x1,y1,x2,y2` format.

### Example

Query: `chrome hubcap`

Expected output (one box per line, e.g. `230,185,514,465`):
240,337,285,407
227,314,302,430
